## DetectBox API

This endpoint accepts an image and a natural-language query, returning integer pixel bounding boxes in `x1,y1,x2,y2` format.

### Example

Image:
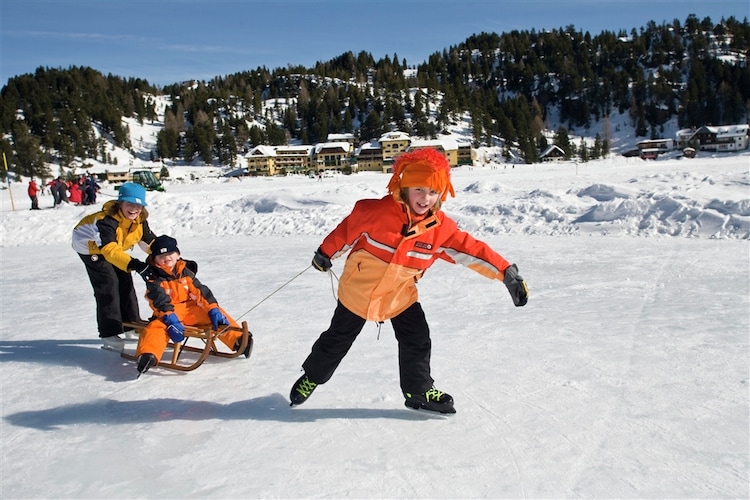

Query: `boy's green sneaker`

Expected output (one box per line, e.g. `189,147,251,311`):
290,374,318,406
404,387,456,414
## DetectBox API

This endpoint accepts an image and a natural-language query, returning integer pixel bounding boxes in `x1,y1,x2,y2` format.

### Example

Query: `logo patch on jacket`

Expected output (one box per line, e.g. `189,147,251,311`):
414,241,432,250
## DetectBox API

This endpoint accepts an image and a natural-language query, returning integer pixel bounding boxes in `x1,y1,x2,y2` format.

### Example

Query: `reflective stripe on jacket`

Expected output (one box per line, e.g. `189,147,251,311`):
319,195,512,322
71,200,154,271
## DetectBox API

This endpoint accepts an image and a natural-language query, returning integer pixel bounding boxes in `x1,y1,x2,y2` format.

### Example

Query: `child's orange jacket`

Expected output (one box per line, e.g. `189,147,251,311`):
137,259,239,361
144,259,220,319
319,195,512,322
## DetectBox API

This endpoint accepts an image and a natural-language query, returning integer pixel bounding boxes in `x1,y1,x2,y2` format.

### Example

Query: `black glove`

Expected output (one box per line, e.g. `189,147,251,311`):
312,247,332,272
503,264,528,307
129,259,155,281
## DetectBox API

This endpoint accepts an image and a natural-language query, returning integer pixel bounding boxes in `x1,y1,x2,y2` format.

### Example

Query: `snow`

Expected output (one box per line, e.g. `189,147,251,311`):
1,152,749,498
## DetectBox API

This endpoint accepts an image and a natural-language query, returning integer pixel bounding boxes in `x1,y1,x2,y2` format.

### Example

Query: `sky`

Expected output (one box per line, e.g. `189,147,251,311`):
1,106,749,496
1,0,748,87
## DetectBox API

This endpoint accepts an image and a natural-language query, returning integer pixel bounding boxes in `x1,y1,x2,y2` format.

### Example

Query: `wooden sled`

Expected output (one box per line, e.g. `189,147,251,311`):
120,320,253,372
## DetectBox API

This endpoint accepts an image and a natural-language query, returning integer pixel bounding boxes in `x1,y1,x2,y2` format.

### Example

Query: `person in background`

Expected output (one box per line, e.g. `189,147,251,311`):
48,177,61,206
68,180,83,205
72,182,157,352
289,147,529,414
53,176,69,207
78,175,90,204
27,178,40,210
134,235,249,376
84,174,100,205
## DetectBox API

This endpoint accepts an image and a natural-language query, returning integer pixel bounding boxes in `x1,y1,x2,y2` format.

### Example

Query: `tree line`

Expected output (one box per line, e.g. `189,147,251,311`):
1,13,748,180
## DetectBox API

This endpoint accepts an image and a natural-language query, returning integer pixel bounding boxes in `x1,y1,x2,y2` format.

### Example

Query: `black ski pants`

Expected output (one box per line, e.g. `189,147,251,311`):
79,254,141,338
302,300,434,395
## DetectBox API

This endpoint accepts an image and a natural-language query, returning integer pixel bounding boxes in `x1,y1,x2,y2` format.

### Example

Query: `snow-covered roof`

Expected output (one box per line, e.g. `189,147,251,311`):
379,131,411,142
355,140,382,155
409,137,459,151
327,133,355,141
274,145,314,154
540,144,565,157
246,145,276,157
314,142,351,154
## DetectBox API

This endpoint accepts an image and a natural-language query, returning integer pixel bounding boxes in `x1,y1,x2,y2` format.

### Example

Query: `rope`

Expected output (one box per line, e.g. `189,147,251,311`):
325,268,381,340
228,265,313,325
212,264,333,336
327,268,340,300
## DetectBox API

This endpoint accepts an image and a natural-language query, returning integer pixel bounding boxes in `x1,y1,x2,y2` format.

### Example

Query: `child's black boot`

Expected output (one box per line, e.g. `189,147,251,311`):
289,374,318,406
136,353,157,377
404,387,456,414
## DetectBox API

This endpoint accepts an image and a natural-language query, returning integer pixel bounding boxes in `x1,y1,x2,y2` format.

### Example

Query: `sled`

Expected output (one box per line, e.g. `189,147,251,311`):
120,320,253,372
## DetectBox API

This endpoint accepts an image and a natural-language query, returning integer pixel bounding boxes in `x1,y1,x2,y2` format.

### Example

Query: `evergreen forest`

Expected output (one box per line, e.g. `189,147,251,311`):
1,13,748,180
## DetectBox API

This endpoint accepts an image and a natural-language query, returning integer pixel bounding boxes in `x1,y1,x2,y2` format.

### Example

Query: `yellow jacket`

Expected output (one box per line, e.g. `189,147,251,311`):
72,200,155,271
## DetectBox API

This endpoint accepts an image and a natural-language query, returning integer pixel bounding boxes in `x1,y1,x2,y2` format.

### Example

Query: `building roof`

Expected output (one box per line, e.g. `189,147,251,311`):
409,137,459,151
540,144,565,157
327,133,355,141
245,145,276,157
314,142,351,154
275,145,314,154
379,131,411,142
692,124,749,138
355,140,382,154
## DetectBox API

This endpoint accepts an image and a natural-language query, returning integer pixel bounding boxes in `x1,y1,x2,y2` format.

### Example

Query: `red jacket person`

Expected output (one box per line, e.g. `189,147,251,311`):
290,147,529,414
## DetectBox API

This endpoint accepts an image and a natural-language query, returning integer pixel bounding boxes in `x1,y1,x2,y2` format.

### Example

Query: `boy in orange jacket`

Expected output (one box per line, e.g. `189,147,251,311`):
290,147,529,414
134,235,248,375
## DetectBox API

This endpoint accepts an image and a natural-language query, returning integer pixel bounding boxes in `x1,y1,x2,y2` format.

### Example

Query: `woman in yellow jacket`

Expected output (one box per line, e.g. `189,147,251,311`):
290,148,529,414
72,182,156,352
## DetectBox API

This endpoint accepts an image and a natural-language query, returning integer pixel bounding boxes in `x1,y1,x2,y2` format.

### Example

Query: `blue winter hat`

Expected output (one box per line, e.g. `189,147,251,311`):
118,182,147,206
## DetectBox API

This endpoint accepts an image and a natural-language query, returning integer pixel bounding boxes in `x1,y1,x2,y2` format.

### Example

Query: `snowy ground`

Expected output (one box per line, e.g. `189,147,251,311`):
1,153,748,498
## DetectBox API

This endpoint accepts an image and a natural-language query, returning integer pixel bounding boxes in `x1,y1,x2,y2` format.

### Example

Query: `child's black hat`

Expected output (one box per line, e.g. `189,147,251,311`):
150,235,180,257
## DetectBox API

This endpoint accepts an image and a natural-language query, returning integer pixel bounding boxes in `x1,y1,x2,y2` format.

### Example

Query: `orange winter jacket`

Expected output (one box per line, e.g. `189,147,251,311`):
319,195,512,322
144,259,220,319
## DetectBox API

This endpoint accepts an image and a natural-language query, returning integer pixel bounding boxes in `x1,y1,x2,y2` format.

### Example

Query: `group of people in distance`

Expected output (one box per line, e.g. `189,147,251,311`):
27,174,101,210
71,148,529,414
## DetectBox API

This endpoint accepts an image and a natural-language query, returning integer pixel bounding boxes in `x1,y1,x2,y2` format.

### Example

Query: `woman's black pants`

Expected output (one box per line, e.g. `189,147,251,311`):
79,254,141,338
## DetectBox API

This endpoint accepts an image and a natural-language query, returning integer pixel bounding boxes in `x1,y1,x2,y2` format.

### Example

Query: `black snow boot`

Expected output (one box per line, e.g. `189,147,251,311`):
233,335,253,359
136,353,157,377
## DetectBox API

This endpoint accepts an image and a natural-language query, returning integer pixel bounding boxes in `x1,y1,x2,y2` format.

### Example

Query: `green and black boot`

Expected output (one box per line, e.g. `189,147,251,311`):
290,374,318,406
404,387,456,414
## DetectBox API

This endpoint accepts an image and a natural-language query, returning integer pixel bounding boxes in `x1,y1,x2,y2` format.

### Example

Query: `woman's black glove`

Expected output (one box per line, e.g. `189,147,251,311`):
129,259,155,281
312,247,332,272
503,264,528,307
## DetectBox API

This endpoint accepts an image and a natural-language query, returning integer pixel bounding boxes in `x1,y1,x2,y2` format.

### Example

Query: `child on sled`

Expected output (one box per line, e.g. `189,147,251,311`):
135,235,249,375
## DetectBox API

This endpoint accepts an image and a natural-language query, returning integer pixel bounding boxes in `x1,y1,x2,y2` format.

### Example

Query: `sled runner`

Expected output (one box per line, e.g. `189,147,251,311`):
120,320,253,372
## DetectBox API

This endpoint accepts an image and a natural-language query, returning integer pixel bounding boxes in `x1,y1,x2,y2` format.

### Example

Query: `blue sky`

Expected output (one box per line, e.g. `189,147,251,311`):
2,0,748,87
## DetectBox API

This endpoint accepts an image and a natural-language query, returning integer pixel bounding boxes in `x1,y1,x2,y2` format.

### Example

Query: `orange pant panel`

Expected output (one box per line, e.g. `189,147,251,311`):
136,304,241,362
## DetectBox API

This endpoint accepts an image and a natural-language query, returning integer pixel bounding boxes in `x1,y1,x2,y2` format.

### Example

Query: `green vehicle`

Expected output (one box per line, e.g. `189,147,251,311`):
130,170,165,192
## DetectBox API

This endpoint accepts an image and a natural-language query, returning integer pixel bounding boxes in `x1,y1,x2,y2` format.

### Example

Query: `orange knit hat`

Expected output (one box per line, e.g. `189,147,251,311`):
387,148,455,201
